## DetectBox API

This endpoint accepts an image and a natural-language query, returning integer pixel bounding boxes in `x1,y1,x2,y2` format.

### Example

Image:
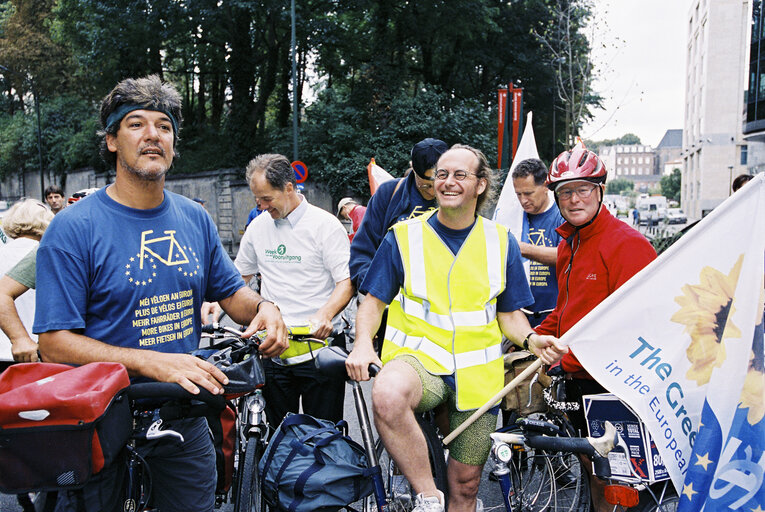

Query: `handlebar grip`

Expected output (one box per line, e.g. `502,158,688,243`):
201,323,216,334
127,382,225,411
592,454,612,479
524,434,596,457
369,364,381,377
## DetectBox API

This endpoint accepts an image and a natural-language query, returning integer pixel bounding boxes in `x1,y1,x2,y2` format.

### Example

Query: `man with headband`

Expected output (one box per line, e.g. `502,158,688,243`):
34,75,288,512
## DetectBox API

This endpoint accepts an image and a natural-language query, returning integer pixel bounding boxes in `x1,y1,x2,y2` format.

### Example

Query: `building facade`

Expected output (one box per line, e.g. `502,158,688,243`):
599,144,659,192
683,0,765,218
743,0,765,178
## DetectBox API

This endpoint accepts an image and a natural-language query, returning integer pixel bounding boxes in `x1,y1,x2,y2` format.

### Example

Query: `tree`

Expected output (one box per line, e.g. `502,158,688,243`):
606,178,634,196
660,168,681,203
534,0,601,149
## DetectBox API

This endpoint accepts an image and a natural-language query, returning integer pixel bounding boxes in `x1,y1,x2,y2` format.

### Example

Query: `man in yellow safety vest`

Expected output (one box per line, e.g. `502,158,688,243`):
346,144,567,512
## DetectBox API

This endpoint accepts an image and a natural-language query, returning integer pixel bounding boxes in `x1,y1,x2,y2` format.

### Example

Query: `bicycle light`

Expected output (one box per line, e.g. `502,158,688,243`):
604,484,639,507
493,443,513,464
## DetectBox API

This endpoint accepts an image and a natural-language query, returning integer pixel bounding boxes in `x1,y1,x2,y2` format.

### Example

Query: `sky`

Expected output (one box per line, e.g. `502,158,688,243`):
581,0,691,147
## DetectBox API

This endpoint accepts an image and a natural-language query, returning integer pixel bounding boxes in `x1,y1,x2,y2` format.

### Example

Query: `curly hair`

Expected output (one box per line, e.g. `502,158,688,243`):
2,199,54,239
98,75,183,168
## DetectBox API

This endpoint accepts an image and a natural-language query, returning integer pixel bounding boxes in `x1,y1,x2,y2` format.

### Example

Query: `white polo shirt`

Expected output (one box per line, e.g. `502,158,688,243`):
235,196,350,331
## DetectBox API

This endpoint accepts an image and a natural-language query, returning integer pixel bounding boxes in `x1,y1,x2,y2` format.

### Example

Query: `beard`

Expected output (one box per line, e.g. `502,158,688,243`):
119,153,170,182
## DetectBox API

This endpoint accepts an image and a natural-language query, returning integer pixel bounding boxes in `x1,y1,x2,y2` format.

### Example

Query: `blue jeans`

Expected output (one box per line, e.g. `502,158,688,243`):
54,417,216,512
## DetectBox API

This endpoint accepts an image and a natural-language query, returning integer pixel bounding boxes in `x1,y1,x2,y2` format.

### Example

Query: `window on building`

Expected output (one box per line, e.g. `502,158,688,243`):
741,145,749,165
638,157,643,164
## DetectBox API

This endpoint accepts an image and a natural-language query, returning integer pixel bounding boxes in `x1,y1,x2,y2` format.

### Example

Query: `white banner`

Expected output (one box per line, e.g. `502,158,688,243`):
565,173,765,511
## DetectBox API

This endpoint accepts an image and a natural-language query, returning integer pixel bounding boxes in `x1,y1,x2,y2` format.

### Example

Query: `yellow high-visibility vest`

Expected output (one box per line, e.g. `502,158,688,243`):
382,211,508,411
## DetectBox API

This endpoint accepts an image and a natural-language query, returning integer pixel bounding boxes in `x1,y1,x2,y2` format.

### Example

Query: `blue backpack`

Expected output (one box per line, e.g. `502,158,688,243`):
259,413,375,511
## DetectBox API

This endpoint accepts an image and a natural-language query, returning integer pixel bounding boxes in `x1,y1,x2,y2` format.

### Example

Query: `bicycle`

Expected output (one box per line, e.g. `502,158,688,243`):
197,322,269,512
314,346,449,512
500,370,678,512
487,416,623,512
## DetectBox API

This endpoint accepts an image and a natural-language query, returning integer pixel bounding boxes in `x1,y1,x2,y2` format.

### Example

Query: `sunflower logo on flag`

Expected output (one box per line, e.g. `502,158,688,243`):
671,255,743,386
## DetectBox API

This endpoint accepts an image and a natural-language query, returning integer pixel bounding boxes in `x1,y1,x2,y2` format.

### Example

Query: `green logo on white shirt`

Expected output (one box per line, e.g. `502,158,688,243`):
265,244,301,263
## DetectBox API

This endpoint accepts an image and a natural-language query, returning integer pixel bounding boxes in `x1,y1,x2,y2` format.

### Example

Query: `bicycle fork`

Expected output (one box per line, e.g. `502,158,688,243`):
351,380,389,512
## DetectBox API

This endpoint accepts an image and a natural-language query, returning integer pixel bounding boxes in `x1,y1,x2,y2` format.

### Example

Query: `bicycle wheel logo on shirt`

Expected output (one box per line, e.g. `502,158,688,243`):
123,230,201,286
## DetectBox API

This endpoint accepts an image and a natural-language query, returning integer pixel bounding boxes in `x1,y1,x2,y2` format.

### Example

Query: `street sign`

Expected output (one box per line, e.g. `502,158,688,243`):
292,161,308,183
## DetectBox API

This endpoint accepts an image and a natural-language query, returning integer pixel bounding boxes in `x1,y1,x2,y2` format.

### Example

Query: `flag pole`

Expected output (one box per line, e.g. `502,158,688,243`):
443,358,543,445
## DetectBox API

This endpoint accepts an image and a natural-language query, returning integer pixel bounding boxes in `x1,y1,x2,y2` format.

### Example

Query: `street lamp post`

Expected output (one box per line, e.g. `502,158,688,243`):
0,65,45,199
728,165,734,196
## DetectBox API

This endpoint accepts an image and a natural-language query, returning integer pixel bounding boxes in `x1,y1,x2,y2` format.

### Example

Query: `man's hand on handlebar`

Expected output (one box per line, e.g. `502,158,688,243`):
200,301,222,326
142,352,230,396
528,333,568,365
345,338,382,382
242,302,289,358
308,311,334,340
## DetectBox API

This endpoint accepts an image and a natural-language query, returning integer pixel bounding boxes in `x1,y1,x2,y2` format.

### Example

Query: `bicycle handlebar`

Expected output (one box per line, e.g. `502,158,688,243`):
127,382,226,413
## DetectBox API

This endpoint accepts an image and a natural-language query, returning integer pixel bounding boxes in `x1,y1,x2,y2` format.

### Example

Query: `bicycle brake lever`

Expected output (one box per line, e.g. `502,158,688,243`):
145,418,185,443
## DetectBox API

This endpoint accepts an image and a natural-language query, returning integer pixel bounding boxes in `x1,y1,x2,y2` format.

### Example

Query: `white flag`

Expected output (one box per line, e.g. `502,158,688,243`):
565,173,765,510
493,111,540,240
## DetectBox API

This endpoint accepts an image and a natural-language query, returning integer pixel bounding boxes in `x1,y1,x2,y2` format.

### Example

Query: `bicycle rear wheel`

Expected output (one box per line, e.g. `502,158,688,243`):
363,416,448,512
234,435,266,512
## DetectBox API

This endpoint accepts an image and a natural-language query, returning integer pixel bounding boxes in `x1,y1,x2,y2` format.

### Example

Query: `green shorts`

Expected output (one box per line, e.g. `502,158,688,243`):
396,355,497,466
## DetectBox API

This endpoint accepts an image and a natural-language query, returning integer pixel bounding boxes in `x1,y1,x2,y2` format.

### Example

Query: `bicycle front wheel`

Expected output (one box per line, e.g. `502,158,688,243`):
234,436,265,512
364,416,448,512
507,445,589,512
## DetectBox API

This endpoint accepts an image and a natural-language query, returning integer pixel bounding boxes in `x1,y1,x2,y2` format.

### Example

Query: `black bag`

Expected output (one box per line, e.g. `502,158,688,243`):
259,413,375,511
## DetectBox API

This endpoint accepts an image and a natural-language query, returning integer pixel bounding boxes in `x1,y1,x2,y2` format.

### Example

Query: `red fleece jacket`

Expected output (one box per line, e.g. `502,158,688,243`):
535,208,657,378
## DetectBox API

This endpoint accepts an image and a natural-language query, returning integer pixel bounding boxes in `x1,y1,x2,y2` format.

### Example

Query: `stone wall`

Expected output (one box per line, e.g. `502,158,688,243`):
0,167,334,257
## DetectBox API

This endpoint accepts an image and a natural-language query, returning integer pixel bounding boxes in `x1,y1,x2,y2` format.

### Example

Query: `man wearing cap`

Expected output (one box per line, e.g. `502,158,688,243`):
35,75,288,512
349,138,448,290
235,153,353,427
337,197,366,242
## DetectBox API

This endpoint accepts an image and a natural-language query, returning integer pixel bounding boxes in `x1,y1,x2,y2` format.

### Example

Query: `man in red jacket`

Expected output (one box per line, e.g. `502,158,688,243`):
534,145,656,510
536,145,656,424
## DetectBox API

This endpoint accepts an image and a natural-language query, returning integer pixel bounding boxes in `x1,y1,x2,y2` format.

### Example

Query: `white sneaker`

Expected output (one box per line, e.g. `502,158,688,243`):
412,490,445,512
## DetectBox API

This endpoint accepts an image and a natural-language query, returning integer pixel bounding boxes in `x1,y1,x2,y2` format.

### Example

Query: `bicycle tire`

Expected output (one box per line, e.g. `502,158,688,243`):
504,420,590,512
234,436,265,512
363,416,448,511
630,487,679,512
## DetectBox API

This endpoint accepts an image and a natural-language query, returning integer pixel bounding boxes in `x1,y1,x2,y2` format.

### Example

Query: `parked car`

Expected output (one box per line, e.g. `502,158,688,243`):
665,208,687,225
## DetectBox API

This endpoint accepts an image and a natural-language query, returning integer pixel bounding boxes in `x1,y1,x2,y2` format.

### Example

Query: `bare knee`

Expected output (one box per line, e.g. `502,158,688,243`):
372,362,420,422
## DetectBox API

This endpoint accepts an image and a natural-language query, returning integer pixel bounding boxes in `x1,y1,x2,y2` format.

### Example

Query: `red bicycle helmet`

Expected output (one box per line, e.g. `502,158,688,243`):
546,146,607,190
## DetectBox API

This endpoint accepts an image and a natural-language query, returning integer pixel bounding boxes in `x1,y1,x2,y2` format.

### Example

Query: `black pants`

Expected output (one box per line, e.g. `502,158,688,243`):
262,333,346,427
564,378,607,436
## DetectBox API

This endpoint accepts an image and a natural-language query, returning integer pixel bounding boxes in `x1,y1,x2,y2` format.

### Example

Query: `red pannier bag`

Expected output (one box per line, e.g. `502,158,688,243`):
0,362,132,493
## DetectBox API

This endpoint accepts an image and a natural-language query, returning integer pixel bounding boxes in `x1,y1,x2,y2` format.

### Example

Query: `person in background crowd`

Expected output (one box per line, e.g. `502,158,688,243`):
511,158,564,327
35,75,287,512
44,185,66,214
0,199,53,369
732,173,753,193
337,197,366,242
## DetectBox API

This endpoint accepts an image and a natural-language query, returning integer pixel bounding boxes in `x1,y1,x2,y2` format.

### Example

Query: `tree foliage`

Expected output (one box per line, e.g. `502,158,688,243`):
0,0,600,199
660,167,681,203
606,178,634,196
584,133,642,150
